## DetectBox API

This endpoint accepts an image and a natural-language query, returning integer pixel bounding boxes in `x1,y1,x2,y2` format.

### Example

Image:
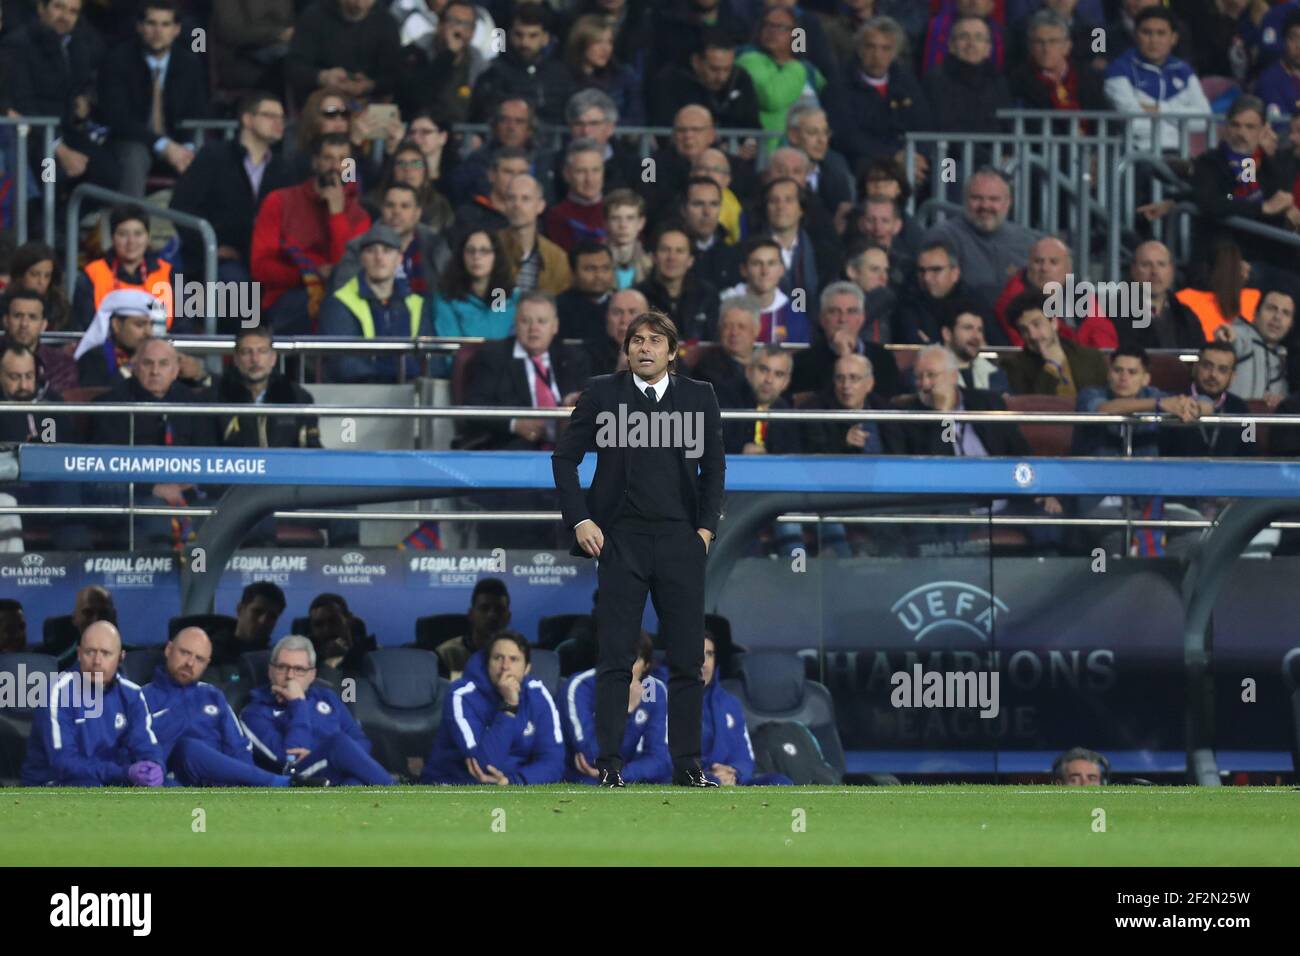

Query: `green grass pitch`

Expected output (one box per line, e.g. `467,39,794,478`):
2,786,1296,866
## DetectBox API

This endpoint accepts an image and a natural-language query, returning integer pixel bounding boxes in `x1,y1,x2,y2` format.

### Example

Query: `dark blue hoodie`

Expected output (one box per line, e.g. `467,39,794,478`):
561,668,670,784
700,669,756,785
142,664,254,764
421,648,564,785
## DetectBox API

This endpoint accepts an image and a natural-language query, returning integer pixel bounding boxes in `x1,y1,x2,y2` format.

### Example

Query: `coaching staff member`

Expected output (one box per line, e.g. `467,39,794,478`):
552,311,725,788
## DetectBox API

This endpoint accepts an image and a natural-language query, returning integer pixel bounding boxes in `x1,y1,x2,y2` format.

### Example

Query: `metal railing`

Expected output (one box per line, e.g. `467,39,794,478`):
451,122,780,159
0,116,59,246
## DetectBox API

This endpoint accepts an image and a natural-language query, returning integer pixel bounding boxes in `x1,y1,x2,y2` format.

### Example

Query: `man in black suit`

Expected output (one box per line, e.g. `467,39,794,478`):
100,0,209,197
788,282,899,400
552,311,725,788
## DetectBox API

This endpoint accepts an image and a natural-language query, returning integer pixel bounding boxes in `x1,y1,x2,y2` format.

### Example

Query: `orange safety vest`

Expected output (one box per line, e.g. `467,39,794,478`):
84,258,174,328
1175,287,1260,341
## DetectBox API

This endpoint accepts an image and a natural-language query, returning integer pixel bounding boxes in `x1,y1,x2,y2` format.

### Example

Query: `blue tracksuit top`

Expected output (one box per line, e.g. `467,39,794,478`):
240,684,372,765
562,668,671,783
701,674,756,785
21,670,162,785
421,648,565,784
142,664,255,763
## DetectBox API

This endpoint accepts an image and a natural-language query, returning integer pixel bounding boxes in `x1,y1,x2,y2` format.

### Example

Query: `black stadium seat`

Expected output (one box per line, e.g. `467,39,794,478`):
0,653,60,784
537,614,586,650
722,652,847,779
41,614,81,667
350,649,447,778
168,614,238,643
120,646,165,686
529,648,560,698
412,614,470,651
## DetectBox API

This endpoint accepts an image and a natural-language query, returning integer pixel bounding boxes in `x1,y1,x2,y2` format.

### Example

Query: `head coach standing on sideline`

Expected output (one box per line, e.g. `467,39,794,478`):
551,311,725,788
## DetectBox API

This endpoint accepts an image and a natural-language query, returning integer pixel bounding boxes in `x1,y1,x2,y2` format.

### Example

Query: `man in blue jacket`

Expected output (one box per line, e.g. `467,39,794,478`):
421,632,565,784
700,635,791,786
144,627,295,787
563,632,670,784
240,635,392,786
22,621,165,787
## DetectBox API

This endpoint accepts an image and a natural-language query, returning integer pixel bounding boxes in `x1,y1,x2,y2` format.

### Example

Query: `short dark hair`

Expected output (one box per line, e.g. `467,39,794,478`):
109,203,150,235
694,26,739,57
569,239,613,271
1260,287,1297,310
1006,290,1050,327
623,311,680,363
1133,6,1176,31
237,91,281,119
650,221,691,251
635,630,655,666
0,342,36,366
234,323,273,347
471,577,510,604
1111,345,1150,370
1227,94,1266,124
1052,746,1108,783
309,592,350,615
490,145,531,170
383,181,423,205
683,175,722,200
510,1,550,31
2,289,46,317
1198,340,1237,366
140,0,178,20
917,239,958,266
312,132,351,156
239,580,286,611
938,298,985,333
739,235,781,264
488,629,531,664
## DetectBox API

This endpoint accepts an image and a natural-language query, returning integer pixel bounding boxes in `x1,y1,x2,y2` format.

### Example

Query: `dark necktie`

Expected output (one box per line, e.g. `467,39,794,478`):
644,386,657,405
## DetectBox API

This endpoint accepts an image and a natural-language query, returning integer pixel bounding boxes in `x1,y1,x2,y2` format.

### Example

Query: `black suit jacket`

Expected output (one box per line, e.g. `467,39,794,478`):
880,389,1030,457
86,376,219,447
101,37,209,149
463,337,592,450
552,370,726,557
788,329,900,400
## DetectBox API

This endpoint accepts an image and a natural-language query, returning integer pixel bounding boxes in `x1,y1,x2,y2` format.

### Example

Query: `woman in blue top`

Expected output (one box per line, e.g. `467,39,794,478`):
431,228,519,339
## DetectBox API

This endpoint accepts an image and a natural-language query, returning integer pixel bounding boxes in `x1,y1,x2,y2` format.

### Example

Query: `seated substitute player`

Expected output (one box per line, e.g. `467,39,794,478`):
420,631,565,785
144,627,299,787
241,635,392,786
563,632,670,785
701,634,791,786
21,621,165,787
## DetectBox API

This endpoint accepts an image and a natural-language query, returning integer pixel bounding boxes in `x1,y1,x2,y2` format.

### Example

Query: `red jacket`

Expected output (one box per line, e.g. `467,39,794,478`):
994,271,1119,349
250,179,370,307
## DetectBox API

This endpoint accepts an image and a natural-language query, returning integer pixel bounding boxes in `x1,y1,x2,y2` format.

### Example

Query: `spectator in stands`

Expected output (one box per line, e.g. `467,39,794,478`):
21,620,165,787
72,203,173,333
1175,239,1262,342
681,176,741,292
392,0,498,67
1009,10,1107,115
286,0,403,104
499,173,571,297
211,0,294,95
282,87,383,186
802,352,885,458
432,577,511,681
789,281,899,398
35,585,116,665
843,242,899,344
210,581,287,668
1254,10,1300,122
3,290,78,393
1121,240,1207,350
564,630,670,784
635,224,720,342
547,92,639,206
720,237,794,345
544,139,608,252
319,224,430,383
1052,746,1108,785
214,325,319,448
1173,0,1266,80
402,111,458,210
722,340,801,456
823,15,932,182
693,148,744,245
101,0,208,198
896,239,982,345
73,289,158,388
1097,0,1194,72
756,177,840,327
0,343,62,444
470,2,576,125
604,190,652,289
462,291,590,450
145,627,298,787
242,634,392,785
0,599,24,654
1160,341,1252,458
785,103,855,224
170,93,291,292
1072,345,1209,457
565,13,643,126
736,4,827,141
939,299,1010,393
397,1,488,123
1254,0,1299,65
557,241,616,341
924,0,1007,75
251,133,372,335
761,146,840,252
693,297,762,409
336,183,451,298
921,167,1038,314
700,633,792,785
366,140,454,237
651,0,749,70
1102,7,1211,153
994,236,1117,348
847,196,917,292
8,243,73,333
648,26,761,131
454,145,528,235
1214,287,1294,404
587,288,648,373
421,630,565,784
3,0,118,196
432,228,519,338
643,105,738,226
924,13,1012,142
447,97,548,201
1000,291,1109,396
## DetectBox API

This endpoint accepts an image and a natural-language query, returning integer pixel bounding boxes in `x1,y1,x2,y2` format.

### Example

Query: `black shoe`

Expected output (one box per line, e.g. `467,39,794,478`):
673,767,719,787
288,768,330,787
598,768,626,788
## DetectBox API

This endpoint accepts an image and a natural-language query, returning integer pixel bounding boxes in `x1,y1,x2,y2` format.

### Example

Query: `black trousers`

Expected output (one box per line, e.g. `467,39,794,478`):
594,522,707,773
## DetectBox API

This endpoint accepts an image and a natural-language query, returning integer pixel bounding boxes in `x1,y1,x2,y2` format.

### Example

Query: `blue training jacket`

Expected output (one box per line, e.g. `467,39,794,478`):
562,668,671,783
21,670,162,786
240,684,372,766
421,648,565,784
142,664,255,763
701,673,756,785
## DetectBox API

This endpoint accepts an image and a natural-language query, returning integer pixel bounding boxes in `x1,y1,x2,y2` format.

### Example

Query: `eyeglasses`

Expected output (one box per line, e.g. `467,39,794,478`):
465,246,494,256
270,663,314,677
321,107,350,119
833,373,869,383
254,110,285,121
